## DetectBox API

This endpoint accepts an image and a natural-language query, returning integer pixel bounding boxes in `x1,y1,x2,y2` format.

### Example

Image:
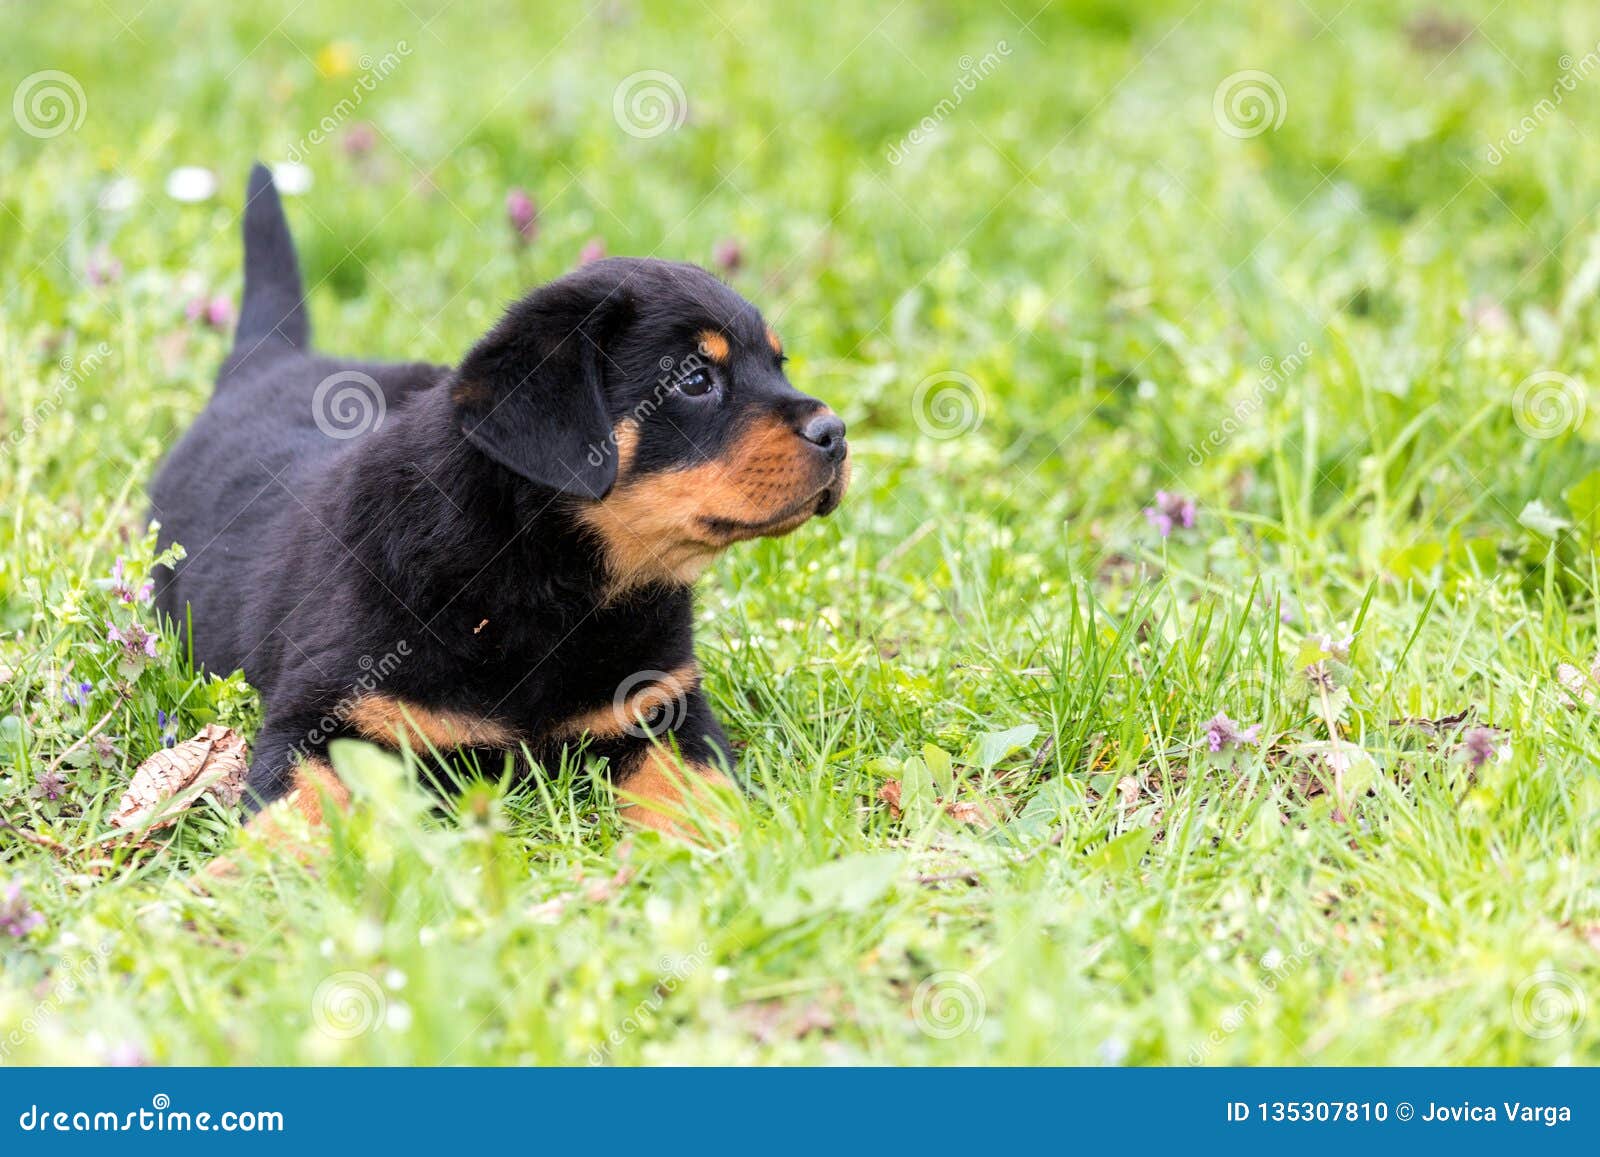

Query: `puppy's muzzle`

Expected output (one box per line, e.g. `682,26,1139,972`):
800,410,848,517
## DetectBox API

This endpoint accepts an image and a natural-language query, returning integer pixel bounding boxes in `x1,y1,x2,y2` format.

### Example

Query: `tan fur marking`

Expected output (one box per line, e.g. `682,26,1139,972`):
697,330,730,363
222,757,350,869
765,326,783,356
576,414,836,594
550,662,701,741
347,694,518,751
611,419,640,479
285,758,351,826
616,747,737,841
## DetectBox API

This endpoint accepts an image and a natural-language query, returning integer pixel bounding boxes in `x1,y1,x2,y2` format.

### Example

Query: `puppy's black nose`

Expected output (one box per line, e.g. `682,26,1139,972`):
800,411,847,463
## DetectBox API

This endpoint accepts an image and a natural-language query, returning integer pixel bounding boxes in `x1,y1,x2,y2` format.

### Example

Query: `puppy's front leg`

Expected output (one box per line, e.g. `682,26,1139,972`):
228,717,349,861
609,688,740,840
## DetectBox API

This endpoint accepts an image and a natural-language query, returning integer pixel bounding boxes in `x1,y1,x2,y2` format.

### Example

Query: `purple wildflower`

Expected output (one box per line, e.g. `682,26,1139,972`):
1461,726,1498,768
86,246,123,287
157,709,177,748
108,621,158,662
1144,490,1197,537
0,883,45,938
712,237,743,273
62,680,92,707
506,188,538,243
30,769,68,801
1205,712,1261,753
578,237,607,266
1309,631,1354,662
109,557,152,605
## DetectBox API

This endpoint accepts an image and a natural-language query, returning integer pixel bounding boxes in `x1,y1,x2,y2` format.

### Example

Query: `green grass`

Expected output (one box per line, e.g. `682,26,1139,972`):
3,0,1600,1064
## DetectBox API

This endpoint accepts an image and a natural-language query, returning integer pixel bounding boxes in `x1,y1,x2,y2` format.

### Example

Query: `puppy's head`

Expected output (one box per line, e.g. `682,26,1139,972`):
455,257,849,588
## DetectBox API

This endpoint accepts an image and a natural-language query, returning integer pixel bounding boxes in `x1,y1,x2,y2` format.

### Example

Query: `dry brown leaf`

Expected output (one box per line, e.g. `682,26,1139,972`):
877,780,903,818
111,724,249,831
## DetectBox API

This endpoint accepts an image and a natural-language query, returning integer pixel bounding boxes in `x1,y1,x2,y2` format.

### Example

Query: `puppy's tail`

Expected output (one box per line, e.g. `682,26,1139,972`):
235,162,309,355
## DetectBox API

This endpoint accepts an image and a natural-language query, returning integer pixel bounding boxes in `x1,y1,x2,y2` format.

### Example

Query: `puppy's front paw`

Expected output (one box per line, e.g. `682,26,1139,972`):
616,749,740,843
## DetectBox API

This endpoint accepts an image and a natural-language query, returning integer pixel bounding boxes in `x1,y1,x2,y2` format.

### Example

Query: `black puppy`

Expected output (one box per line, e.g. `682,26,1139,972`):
151,165,848,841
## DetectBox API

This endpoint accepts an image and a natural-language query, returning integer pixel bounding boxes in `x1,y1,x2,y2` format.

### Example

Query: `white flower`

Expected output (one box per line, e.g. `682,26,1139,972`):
272,161,313,195
165,166,218,203
98,177,140,212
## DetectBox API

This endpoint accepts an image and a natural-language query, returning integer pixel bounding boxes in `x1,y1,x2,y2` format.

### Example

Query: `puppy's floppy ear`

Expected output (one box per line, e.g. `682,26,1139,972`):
455,277,633,500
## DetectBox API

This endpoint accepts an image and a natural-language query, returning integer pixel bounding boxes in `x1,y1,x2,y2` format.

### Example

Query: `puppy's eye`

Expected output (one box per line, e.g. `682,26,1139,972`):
678,368,713,397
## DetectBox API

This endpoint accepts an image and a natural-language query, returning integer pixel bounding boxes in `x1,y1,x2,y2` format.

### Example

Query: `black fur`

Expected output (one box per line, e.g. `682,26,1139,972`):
150,164,847,817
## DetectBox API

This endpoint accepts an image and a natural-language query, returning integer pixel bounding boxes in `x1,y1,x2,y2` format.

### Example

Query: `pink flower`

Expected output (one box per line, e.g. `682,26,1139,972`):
0,883,44,938
108,621,158,661
578,237,607,266
712,237,743,273
109,558,152,605
186,294,234,331
343,122,377,158
30,769,68,801
1144,491,1197,537
1461,726,1499,768
86,246,123,287
105,1041,149,1067
506,188,538,243
1205,712,1260,753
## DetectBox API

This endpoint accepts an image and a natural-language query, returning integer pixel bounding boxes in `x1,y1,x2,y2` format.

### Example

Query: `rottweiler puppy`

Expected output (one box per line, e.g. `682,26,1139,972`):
150,165,848,842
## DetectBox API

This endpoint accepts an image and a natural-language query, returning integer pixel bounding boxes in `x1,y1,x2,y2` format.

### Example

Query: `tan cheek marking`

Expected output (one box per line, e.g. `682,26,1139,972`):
347,694,518,750
765,326,782,356
611,420,640,479
615,747,737,842
697,330,730,363
549,662,701,741
575,415,821,594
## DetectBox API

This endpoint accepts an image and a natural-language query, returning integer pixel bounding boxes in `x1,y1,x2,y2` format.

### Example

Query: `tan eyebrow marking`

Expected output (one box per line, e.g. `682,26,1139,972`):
697,330,730,363
765,326,782,356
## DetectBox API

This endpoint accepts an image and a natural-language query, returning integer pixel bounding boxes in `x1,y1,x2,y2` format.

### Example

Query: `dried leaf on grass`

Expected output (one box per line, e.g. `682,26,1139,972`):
110,724,249,831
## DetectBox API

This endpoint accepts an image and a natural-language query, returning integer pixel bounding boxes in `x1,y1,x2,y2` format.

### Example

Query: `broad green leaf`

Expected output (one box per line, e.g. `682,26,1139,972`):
964,723,1040,771
1084,827,1153,875
762,852,904,926
1518,499,1569,538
